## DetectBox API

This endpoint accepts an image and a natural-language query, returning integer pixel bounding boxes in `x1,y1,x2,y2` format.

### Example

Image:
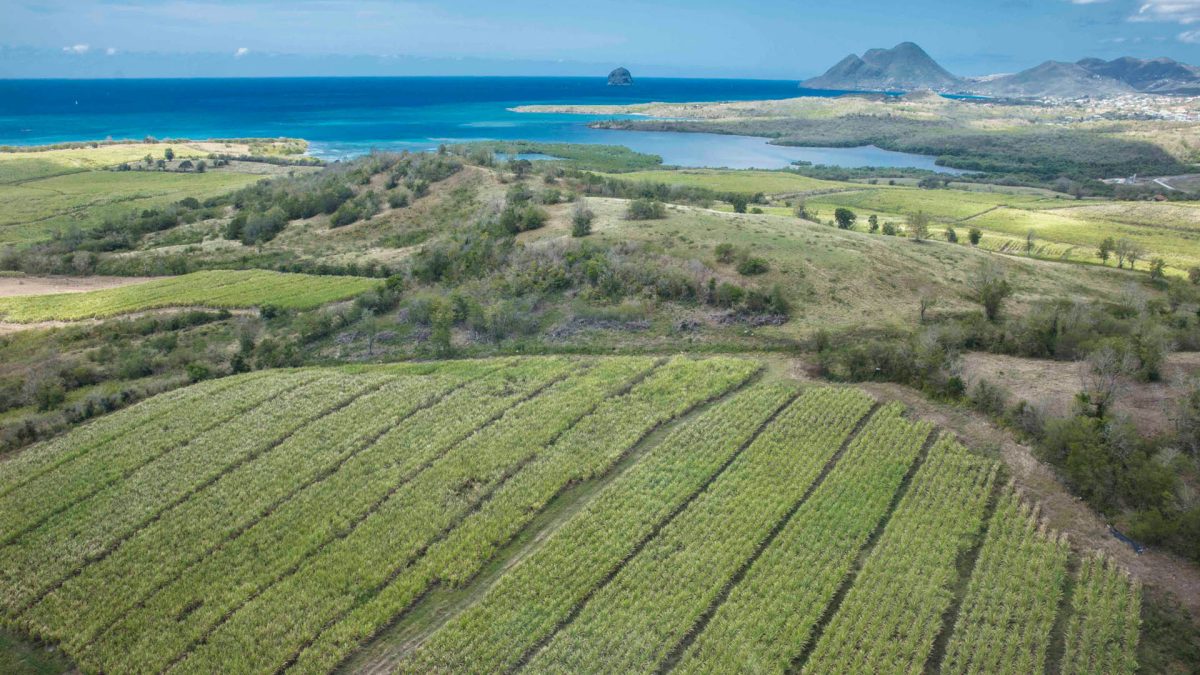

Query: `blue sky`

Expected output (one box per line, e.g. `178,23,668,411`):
3,0,1200,78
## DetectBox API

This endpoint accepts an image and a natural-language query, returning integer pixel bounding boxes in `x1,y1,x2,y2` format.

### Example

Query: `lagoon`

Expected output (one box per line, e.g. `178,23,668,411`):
0,77,961,172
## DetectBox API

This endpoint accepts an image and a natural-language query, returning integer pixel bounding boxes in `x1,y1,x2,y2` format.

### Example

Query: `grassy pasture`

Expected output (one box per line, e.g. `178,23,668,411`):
597,169,856,195
0,270,377,322
563,198,1139,333
0,171,263,246
805,186,1200,275
0,142,305,245
0,143,215,184
0,357,1140,673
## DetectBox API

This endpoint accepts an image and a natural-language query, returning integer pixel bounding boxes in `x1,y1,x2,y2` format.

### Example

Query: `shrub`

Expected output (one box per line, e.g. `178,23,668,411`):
186,362,213,383
714,282,745,308
945,227,958,243
625,198,666,220
736,256,769,276
329,203,361,228
499,205,549,233
714,243,736,263
571,201,595,238
969,378,1009,417
729,194,749,214
882,222,898,236
387,192,409,209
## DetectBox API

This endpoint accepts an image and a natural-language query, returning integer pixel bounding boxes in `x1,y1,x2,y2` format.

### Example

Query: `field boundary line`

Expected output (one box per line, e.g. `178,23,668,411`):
922,476,1003,673
511,387,799,673
0,372,302,546
275,359,671,673
73,367,498,651
787,427,939,674
161,366,581,673
336,360,759,675
655,400,883,674
13,375,387,618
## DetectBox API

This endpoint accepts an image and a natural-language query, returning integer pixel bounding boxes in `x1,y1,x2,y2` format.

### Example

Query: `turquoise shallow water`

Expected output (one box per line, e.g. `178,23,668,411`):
0,76,961,171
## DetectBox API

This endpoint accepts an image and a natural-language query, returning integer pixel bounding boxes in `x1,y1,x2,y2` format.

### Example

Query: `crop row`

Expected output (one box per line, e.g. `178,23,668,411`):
675,402,933,674
940,487,1070,675
0,269,378,322
19,366,484,651
524,387,874,673
167,356,660,674
287,357,762,674
76,357,581,673
1059,553,1141,675
801,437,998,673
0,370,272,499
396,380,795,674
176,357,755,674
0,370,315,545
0,371,385,617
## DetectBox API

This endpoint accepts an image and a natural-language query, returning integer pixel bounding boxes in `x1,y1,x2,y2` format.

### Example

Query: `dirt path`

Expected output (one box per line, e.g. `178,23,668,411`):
0,275,149,298
856,379,1200,626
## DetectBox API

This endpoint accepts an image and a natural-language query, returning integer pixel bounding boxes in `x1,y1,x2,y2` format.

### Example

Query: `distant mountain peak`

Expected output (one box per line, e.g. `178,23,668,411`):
802,42,1200,98
1075,55,1200,94
802,42,961,92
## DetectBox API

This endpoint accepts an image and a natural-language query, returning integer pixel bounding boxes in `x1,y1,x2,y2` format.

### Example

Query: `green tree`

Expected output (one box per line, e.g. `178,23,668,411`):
164,147,175,161
834,208,857,229
907,211,930,242
969,261,1013,322
968,227,982,246
944,227,958,244
1024,229,1036,254
729,194,749,214
1098,237,1115,265
1149,258,1166,281
868,214,879,233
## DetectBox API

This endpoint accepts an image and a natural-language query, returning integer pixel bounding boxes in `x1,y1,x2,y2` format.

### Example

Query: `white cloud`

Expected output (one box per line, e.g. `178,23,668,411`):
62,44,90,54
1180,28,1200,40
234,47,249,58
105,47,118,56
1134,0,1200,24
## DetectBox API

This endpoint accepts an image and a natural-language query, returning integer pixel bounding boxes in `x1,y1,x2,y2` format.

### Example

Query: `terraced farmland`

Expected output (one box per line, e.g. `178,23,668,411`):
0,357,1141,673
0,269,378,322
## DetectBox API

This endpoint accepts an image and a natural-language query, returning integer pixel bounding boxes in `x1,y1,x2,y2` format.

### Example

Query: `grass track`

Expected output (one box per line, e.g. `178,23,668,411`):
0,270,378,322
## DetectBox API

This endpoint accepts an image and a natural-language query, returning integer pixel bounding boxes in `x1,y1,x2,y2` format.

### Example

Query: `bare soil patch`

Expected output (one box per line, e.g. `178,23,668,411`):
961,351,1200,436
0,275,149,298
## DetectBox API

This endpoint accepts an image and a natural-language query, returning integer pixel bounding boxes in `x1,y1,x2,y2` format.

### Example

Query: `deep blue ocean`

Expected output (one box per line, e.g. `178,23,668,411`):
0,77,959,171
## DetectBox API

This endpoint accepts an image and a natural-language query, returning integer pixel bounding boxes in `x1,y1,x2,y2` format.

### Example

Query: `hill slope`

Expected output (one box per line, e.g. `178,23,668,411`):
972,60,1135,98
0,358,1142,674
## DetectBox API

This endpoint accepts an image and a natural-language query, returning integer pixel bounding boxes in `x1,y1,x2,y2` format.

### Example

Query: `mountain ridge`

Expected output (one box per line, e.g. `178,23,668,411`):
803,42,1200,98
